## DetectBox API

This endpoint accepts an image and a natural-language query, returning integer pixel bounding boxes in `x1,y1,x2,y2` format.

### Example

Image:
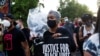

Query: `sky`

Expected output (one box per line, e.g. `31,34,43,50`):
40,0,59,14
77,0,98,13
40,0,98,16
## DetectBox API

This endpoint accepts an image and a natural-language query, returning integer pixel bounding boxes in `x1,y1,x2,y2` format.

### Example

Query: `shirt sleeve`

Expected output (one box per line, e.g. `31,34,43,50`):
83,40,97,56
18,30,26,42
43,31,53,43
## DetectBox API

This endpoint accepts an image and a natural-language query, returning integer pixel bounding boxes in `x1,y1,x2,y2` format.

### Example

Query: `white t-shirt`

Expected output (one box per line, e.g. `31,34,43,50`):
83,24,95,37
83,33,100,56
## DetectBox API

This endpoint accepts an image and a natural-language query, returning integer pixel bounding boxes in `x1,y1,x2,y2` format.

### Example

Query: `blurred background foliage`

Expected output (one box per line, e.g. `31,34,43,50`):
58,0,93,20
11,0,39,22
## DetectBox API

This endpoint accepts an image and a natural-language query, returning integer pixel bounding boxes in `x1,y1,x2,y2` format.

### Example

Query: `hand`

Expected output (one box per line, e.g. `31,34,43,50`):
76,44,79,48
52,33,62,38
29,34,35,40
85,33,91,38
84,35,90,40
87,33,92,37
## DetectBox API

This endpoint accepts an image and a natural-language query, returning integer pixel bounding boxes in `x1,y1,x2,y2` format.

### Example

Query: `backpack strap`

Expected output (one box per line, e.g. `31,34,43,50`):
79,26,84,37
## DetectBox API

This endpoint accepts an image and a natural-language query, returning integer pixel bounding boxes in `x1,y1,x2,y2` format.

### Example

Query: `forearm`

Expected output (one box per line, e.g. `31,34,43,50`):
79,36,88,41
84,51,92,56
73,34,78,47
24,46,30,56
21,41,30,56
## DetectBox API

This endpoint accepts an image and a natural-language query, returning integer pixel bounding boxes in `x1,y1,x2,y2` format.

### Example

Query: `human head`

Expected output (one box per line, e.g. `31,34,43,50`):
4,13,14,22
64,17,69,22
16,19,23,29
47,10,61,28
95,7,100,33
78,18,83,26
3,14,14,28
81,14,93,26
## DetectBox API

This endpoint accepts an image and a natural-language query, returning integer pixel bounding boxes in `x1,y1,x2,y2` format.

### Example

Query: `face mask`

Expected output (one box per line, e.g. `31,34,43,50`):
2,20,11,28
85,22,92,26
47,20,57,28
16,24,21,29
79,22,82,26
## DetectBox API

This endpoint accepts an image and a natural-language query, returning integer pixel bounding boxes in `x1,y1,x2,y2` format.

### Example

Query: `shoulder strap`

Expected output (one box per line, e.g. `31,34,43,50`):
79,26,84,37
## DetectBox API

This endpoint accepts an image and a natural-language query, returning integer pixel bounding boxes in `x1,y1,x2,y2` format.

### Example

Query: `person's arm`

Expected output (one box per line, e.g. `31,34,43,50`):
73,33,78,48
83,38,97,56
19,31,30,56
68,33,76,52
79,27,84,41
79,27,89,41
21,40,30,56
64,28,76,52
84,51,92,56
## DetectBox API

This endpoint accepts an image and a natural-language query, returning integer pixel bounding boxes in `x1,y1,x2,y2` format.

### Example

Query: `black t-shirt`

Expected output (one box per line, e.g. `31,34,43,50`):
43,28,76,56
22,28,30,41
22,28,30,46
3,28,26,56
74,27,80,45
63,22,75,35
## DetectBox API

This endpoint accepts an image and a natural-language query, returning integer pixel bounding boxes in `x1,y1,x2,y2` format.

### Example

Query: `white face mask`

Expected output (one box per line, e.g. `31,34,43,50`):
2,20,11,28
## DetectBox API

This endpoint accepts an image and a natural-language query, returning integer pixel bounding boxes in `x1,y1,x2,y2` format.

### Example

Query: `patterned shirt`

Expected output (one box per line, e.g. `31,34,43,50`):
83,33,100,56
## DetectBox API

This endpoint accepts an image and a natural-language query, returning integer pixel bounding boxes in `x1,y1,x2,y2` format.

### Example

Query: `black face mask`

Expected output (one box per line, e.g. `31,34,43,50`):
79,22,82,26
47,20,57,28
85,22,92,26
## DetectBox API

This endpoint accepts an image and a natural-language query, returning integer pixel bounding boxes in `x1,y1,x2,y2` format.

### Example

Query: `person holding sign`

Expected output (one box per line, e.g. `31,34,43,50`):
43,10,76,56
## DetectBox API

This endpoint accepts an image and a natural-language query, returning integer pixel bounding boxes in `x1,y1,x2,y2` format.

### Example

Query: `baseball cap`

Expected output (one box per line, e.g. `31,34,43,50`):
81,14,92,20
81,14,92,22
4,13,14,19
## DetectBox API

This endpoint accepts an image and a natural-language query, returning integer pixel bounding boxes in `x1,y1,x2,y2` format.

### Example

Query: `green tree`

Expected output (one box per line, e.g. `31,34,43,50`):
11,0,39,21
58,0,92,20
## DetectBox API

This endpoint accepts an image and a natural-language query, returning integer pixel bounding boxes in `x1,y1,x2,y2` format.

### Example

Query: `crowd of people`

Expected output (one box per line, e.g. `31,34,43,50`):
0,7,100,56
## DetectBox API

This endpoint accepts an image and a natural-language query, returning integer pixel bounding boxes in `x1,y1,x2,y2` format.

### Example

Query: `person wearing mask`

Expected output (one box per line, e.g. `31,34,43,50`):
2,14,30,56
16,19,33,56
16,19,30,44
73,18,83,56
79,14,95,56
59,18,65,27
83,7,100,56
63,17,75,35
43,10,76,56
